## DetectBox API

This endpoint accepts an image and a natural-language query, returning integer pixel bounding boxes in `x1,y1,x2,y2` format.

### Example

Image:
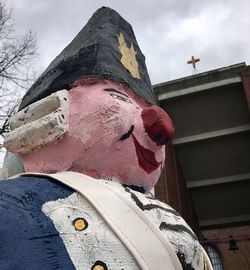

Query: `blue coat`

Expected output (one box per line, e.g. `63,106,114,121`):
0,175,76,270
0,175,204,270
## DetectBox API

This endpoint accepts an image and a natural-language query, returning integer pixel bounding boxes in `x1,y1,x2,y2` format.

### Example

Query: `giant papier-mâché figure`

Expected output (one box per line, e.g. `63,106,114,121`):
0,7,212,270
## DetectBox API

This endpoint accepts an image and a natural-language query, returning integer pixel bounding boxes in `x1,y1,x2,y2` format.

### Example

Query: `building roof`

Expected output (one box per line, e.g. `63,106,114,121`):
156,62,250,229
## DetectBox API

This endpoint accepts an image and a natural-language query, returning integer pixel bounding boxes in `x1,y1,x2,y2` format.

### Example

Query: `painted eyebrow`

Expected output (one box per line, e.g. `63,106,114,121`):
103,88,129,98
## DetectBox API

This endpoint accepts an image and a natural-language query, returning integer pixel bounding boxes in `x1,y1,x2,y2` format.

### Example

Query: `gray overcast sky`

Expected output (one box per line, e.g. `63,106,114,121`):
7,0,250,84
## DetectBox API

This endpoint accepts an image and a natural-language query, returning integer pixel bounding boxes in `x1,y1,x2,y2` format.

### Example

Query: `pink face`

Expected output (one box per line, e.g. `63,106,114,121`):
22,78,174,192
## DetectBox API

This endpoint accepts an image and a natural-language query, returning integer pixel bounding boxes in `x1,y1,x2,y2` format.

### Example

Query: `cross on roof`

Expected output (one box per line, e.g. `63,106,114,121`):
187,56,200,69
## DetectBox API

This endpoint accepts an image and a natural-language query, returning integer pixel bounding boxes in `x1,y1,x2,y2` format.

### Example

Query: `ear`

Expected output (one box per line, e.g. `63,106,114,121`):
4,90,69,155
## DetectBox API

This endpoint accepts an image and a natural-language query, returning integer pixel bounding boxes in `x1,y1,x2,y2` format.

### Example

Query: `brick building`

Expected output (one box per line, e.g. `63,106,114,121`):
154,63,250,269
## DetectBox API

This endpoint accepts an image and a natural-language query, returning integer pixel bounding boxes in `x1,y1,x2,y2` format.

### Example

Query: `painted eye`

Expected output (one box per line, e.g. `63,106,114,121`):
103,88,133,103
109,93,132,103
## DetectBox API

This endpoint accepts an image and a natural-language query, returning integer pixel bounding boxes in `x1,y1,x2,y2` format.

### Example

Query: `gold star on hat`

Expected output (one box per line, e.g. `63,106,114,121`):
118,32,140,79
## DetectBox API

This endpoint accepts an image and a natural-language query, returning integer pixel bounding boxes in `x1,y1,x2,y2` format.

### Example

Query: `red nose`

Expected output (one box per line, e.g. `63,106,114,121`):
141,105,175,145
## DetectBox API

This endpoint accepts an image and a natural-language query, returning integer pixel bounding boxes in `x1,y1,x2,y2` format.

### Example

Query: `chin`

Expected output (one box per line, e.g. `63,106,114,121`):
72,164,159,193
106,168,159,193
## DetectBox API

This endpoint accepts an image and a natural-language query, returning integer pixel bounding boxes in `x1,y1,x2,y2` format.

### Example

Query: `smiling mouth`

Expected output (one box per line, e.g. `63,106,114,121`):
131,134,161,174
119,126,161,173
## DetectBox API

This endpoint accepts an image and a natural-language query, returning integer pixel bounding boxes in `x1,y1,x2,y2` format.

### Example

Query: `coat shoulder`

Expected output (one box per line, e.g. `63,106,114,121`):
0,175,74,209
0,176,76,270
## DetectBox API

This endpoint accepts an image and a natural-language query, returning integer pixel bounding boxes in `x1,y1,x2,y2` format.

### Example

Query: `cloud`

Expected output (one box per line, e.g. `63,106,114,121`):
7,0,250,84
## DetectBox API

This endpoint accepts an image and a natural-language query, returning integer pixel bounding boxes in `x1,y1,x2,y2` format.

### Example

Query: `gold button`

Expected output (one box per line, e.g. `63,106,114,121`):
72,217,88,231
91,261,108,270
93,265,105,270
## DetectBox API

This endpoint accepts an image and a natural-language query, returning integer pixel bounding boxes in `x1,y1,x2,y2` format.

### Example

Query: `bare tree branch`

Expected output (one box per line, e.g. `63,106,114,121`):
0,1,38,152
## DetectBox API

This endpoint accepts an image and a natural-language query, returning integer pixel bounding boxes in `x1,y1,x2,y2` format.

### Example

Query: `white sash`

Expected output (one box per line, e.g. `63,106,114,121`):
19,171,182,270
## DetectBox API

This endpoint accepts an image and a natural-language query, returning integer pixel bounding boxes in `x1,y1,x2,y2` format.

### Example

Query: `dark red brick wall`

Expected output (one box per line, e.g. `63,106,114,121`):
242,68,250,114
155,144,200,236
202,226,250,270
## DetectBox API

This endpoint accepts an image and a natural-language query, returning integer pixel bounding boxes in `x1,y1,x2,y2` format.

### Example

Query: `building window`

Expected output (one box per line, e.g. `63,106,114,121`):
206,245,223,270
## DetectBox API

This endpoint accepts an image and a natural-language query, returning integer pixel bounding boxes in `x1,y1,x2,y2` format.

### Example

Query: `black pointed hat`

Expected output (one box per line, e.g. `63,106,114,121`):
19,7,156,110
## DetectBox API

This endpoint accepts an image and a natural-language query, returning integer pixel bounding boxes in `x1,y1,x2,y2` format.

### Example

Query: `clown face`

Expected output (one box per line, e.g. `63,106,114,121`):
22,78,174,192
